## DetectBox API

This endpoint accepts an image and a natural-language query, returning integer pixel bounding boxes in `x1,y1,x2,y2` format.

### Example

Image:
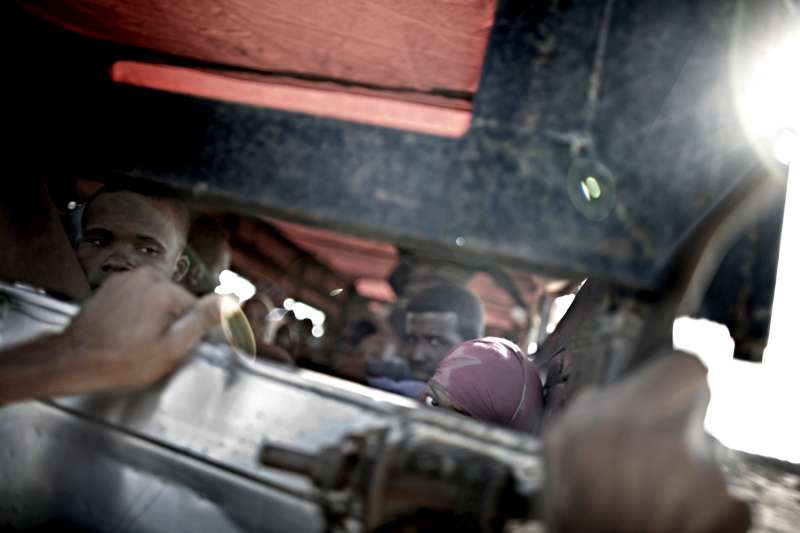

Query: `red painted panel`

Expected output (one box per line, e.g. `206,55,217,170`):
22,0,496,94
355,278,396,303
111,61,472,137
270,218,398,281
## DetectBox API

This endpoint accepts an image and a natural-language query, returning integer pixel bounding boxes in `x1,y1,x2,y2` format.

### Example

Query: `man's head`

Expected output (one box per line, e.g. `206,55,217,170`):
183,215,232,295
401,284,485,381
76,183,190,290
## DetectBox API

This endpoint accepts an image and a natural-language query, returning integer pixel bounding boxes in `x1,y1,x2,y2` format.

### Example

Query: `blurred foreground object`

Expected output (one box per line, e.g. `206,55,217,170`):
544,353,750,533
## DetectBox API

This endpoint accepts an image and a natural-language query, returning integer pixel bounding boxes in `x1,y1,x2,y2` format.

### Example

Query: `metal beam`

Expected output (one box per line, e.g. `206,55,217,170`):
13,0,781,290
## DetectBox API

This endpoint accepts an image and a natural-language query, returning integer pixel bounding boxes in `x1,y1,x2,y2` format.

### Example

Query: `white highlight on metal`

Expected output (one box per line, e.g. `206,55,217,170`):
547,294,576,334
772,128,799,166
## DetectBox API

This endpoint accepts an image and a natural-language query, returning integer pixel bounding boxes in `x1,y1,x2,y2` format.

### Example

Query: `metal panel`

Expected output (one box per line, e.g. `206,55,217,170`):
0,282,545,531
14,0,785,288
0,401,325,533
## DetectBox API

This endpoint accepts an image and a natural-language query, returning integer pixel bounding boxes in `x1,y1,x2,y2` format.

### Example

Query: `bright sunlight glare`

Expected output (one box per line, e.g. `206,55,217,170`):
738,32,800,145
691,26,800,462
673,147,800,464
673,317,799,464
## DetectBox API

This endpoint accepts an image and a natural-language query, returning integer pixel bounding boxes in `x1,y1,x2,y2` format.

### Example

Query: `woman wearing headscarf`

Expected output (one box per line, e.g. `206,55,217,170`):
424,337,543,432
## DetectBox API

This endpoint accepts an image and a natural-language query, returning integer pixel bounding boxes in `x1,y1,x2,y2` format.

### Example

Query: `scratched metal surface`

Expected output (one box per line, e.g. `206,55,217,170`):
0,401,328,533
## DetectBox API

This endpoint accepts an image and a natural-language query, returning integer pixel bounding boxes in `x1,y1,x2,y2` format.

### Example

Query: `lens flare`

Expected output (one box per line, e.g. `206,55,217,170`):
566,158,616,220
736,30,800,165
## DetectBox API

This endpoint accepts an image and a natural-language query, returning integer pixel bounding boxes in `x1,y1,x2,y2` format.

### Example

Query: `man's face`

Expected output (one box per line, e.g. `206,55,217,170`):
401,311,464,381
77,191,187,290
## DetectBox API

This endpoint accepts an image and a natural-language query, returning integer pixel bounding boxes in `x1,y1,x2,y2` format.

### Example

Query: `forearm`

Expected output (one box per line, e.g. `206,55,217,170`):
0,333,97,403
0,268,223,404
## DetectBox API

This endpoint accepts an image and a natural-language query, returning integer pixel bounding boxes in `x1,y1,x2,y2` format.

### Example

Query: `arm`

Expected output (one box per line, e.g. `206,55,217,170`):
0,332,89,402
0,266,223,403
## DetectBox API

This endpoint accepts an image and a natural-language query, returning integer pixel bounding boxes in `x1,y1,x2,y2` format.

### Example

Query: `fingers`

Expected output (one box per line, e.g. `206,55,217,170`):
116,264,164,287
93,265,176,304
163,292,224,356
694,497,751,533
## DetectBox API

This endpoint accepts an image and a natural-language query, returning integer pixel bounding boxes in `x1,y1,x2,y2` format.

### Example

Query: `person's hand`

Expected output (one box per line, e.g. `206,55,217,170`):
60,266,223,392
543,352,750,533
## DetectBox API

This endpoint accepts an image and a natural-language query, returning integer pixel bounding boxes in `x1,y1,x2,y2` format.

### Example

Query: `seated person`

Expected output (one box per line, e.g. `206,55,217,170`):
75,183,191,290
182,215,232,295
424,337,543,432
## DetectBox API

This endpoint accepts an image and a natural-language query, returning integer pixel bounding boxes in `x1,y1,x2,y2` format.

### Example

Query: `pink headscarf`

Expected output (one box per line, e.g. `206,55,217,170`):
429,337,543,432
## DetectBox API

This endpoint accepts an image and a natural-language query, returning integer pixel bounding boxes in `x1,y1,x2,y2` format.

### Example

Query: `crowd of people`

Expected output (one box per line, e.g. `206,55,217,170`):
0,180,751,532
1,180,544,429
327,282,547,431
